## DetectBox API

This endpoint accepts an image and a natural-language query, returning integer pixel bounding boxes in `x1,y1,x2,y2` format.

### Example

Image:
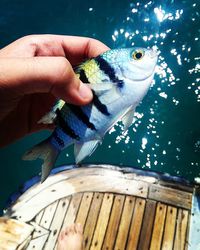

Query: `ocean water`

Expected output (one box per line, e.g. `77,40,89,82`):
0,0,199,214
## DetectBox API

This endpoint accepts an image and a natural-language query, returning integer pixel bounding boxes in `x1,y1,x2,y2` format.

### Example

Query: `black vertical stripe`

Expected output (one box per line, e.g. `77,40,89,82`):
79,69,89,83
67,104,97,131
77,58,114,117
95,56,124,88
55,109,80,140
92,90,110,116
52,130,65,147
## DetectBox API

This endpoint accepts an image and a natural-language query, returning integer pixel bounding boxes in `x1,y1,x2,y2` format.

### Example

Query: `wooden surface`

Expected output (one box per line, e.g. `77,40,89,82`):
126,198,145,250
103,194,125,250
90,193,114,250
162,206,177,250
149,185,192,209
16,192,191,250
114,196,135,250
150,203,167,250
0,166,195,250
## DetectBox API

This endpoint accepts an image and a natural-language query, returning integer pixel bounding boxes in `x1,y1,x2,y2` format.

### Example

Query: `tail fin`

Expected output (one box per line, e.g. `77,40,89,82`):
22,140,59,183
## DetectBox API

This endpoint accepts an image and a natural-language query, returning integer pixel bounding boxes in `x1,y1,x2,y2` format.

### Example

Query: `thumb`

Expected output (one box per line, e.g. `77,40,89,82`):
0,57,93,105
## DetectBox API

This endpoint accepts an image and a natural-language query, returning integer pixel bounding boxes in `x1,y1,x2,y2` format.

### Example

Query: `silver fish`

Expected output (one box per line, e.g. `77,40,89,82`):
23,47,158,182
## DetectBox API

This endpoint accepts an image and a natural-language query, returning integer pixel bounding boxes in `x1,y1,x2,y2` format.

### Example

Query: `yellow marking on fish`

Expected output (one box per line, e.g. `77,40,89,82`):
80,59,107,83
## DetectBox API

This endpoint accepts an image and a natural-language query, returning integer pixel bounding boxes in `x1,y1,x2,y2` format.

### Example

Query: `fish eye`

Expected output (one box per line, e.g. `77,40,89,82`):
132,50,144,60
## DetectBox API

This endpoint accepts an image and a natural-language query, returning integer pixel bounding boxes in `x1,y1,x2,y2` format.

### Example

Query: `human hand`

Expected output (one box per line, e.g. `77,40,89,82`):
0,35,109,147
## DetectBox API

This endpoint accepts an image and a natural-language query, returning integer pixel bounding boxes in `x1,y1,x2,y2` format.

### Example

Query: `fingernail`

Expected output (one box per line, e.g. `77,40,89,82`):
78,82,93,100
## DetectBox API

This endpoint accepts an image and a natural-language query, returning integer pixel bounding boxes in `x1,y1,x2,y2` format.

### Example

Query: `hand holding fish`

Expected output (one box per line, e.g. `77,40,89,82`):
0,35,109,147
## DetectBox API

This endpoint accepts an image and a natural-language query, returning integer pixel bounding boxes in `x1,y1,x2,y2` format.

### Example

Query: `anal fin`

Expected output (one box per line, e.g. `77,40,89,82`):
74,140,100,164
121,108,136,132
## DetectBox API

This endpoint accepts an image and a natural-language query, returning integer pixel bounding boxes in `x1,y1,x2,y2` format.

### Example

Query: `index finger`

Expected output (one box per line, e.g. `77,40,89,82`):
48,35,110,65
58,36,109,64
0,35,110,66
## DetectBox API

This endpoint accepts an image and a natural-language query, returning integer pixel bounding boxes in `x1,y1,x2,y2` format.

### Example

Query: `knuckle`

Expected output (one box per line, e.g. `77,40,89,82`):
16,35,39,51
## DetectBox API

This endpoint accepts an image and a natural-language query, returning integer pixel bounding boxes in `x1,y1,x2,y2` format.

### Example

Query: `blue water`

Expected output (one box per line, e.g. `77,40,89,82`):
0,0,199,214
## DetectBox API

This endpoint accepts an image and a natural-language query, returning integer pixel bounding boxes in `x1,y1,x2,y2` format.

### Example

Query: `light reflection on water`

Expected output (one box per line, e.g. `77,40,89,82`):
106,0,200,180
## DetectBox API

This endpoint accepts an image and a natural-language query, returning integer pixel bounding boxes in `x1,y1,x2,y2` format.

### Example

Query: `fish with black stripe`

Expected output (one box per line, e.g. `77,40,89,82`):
23,47,158,182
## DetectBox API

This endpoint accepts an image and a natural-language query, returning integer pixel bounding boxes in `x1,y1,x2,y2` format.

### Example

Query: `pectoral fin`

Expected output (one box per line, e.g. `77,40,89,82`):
38,111,57,124
74,140,100,164
121,108,136,132
38,100,65,124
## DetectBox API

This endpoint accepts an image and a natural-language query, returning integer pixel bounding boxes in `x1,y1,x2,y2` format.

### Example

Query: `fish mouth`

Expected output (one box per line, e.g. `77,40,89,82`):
149,48,159,59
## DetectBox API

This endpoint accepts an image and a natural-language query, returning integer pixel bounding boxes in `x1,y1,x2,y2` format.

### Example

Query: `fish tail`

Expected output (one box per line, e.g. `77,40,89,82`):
22,139,59,183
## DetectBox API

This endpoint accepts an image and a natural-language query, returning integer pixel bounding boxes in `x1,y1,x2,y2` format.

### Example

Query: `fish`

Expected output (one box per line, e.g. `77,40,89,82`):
23,47,158,182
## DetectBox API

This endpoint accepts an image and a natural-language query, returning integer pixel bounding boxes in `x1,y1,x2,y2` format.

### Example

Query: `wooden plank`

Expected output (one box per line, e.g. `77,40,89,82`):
149,185,192,209
102,195,125,250
10,165,193,218
34,210,44,224
30,222,49,239
184,212,190,250
31,201,58,239
126,198,146,250
174,209,189,250
8,167,124,214
150,202,167,250
44,196,71,250
76,192,93,228
162,206,177,250
18,235,31,250
8,166,192,212
84,193,104,250
137,199,157,250
90,193,114,250
158,180,193,193
187,188,200,250
61,193,83,229
39,201,58,229
114,196,136,250
11,175,148,222
26,234,49,250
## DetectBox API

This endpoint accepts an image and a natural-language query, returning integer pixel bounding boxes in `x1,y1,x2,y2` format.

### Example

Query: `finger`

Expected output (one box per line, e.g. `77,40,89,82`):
0,35,110,65
0,57,93,105
56,35,110,64
28,35,110,63
30,35,109,61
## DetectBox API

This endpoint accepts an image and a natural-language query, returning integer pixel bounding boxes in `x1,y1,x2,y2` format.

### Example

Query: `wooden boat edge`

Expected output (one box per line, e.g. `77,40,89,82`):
1,164,200,250
5,163,194,211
